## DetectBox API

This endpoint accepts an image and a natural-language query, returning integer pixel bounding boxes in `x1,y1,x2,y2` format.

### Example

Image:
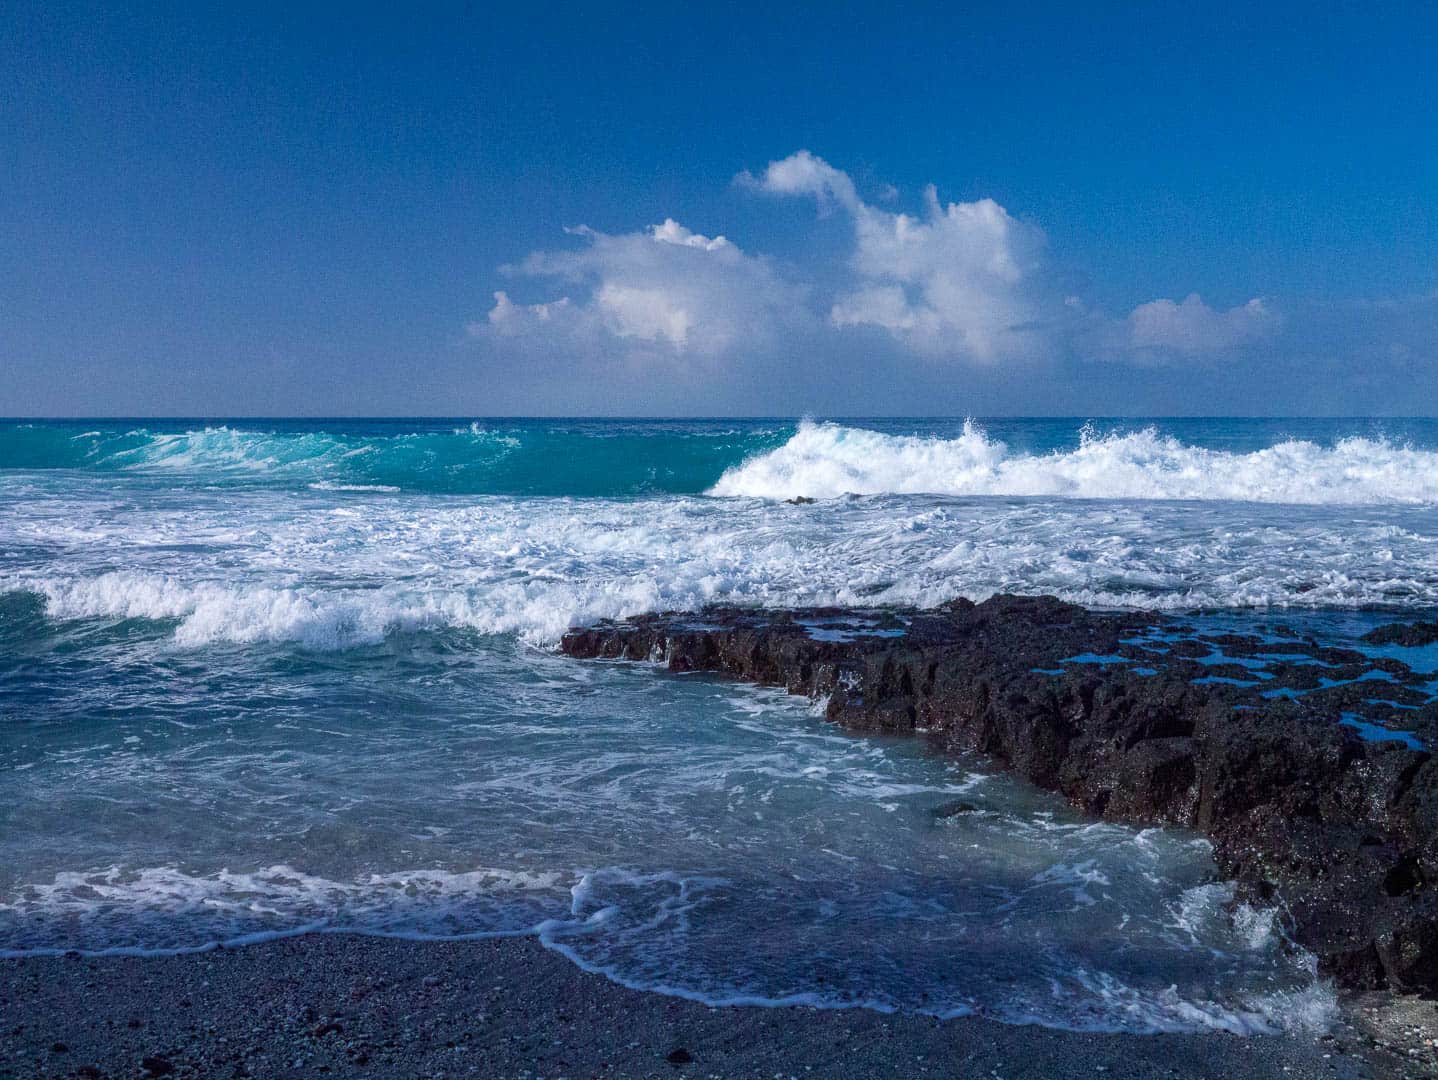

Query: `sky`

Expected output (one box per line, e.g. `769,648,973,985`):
3,1,1437,416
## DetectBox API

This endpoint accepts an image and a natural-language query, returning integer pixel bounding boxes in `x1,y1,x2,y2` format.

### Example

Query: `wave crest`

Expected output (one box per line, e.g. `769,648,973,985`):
11,570,676,648
0,422,785,496
709,421,1438,504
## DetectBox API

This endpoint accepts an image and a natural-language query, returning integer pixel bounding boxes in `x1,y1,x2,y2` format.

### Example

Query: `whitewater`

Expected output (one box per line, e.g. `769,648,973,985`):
4,416,1437,1033
8,416,1438,503
711,420,1438,503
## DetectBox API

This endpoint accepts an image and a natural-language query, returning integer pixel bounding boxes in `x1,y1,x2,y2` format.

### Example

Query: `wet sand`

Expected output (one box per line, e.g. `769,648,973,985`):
3,934,1436,1079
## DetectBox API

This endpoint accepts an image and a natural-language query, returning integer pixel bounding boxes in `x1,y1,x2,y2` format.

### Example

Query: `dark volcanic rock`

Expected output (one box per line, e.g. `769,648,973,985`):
561,595,1438,995
1364,621,1438,648
931,800,980,818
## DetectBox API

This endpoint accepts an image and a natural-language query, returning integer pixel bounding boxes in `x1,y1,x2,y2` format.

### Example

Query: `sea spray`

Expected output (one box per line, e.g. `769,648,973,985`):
7,483,1438,649
710,420,1438,503
10,417,1438,503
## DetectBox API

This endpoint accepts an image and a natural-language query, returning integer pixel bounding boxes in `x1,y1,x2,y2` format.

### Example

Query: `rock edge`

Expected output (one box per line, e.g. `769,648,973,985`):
561,595,1438,994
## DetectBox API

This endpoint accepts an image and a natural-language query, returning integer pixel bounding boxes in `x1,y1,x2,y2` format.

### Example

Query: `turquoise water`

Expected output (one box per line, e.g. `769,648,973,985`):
0,419,790,496
6,416,1438,1032
6,416,1438,496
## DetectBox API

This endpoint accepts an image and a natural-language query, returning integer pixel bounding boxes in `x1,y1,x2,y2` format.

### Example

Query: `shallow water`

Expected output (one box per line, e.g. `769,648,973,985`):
5,416,1438,1032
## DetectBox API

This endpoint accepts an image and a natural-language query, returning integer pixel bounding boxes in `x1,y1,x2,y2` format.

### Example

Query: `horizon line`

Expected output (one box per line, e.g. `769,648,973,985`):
7,414,1438,423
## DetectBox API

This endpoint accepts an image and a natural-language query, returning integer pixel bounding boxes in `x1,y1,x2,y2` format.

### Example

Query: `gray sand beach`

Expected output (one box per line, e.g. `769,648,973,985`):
3,934,1436,1079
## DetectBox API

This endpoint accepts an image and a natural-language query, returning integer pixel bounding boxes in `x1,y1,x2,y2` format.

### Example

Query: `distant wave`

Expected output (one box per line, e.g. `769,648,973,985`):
0,422,787,496
711,421,1438,504
9,419,1438,650
10,419,1438,504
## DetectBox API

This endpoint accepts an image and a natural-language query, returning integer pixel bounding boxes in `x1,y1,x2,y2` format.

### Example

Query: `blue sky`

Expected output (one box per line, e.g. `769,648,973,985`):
3,2,1437,415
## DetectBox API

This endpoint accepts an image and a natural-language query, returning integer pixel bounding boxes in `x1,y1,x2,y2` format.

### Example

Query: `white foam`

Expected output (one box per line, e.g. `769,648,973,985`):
4,863,565,918
308,482,401,493
22,573,433,649
0,858,1338,1035
0,863,567,958
710,421,1438,504
108,427,326,472
9,444,1438,652
1056,967,1336,1035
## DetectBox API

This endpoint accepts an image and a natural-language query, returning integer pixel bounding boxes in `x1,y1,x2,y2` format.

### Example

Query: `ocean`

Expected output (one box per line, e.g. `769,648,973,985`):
5,416,1438,1033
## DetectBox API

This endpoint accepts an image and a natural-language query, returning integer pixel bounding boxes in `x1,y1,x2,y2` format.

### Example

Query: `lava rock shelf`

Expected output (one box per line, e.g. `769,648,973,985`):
562,594,1438,994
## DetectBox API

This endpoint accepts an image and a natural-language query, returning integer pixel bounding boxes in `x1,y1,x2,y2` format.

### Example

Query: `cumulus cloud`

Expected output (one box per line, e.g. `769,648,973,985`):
738,148,861,211
1126,293,1274,355
747,152,1051,362
474,150,1281,376
477,218,809,358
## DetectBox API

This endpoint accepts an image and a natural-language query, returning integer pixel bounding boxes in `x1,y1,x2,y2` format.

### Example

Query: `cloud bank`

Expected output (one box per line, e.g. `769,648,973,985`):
1126,294,1274,355
471,150,1281,398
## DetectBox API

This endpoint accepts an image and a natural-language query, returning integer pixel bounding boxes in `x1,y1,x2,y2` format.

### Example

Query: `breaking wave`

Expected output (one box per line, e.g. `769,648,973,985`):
13,418,1438,504
9,483,1438,649
711,421,1438,504
7,570,673,648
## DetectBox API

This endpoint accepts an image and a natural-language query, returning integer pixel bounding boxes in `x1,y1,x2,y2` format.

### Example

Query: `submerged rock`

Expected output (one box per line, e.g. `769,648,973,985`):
1364,621,1438,648
562,595,1438,995
931,800,979,818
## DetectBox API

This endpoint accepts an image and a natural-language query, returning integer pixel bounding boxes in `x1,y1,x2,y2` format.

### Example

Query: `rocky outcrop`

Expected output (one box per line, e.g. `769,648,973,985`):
562,595,1438,994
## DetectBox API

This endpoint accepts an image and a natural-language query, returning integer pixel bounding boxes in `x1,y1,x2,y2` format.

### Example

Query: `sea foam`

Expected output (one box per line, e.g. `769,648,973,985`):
0,860,1334,1035
710,421,1438,503
8,481,1438,649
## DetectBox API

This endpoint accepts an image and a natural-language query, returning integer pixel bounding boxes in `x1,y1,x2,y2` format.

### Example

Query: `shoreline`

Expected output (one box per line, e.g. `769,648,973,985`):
8,593,1438,1075
562,598,1438,994
4,933,1437,1079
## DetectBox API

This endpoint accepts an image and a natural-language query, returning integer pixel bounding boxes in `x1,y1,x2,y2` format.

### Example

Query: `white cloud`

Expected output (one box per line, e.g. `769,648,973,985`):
830,285,918,331
1126,294,1274,355
738,149,861,211
648,218,732,251
477,217,809,358
476,150,1282,374
749,152,1052,362
594,283,694,347
484,291,573,331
